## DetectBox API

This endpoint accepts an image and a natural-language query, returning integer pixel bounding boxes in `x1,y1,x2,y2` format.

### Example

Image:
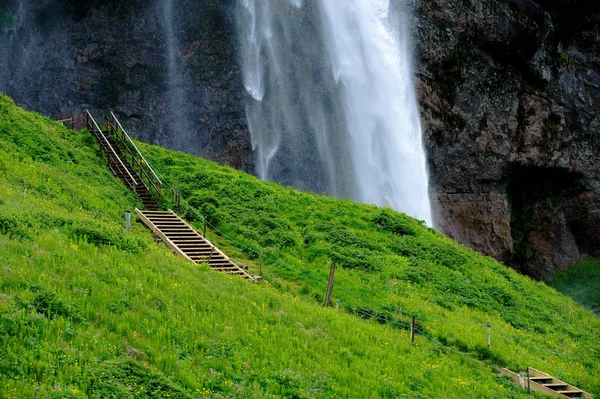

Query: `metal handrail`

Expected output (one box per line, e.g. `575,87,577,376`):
109,112,162,186
85,110,138,187
106,119,161,197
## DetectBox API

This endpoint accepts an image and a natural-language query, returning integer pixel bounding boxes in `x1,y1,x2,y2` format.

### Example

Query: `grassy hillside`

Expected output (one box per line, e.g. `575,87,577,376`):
550,256,600,315
0,94,598,398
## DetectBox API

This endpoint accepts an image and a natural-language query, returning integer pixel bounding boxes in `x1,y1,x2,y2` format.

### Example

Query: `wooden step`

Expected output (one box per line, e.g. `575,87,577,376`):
557,391,583,397
187,251,221,256
203,258,229,263
544,383,568,389
177,243,212,248
177,244,212,249
135,208,256,281
208,260,234,266
501,368,593,399
530,377,553,382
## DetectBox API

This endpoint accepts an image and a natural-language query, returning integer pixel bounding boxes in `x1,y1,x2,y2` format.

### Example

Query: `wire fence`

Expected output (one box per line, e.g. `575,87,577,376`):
149,164,600,371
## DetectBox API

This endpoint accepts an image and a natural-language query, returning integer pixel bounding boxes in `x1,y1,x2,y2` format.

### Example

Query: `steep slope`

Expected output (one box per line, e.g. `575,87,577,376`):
0,95,598,398
1,0,598,280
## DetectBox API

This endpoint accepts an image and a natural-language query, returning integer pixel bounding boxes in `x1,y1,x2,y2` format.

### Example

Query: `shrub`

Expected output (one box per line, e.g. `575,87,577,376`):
88,358,188,398
373,208,417,236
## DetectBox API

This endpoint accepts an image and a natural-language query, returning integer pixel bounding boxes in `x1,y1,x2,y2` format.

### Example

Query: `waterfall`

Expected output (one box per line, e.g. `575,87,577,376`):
237,0,432,225
160,0,194,151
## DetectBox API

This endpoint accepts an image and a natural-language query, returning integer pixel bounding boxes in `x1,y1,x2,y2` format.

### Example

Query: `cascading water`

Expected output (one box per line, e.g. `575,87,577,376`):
237,0,432,225
160,0,194,151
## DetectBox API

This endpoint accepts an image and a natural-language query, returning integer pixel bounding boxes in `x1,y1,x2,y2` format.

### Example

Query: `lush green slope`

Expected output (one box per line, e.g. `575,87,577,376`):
550,256,600,315
139,144,600,391
0,94,598,398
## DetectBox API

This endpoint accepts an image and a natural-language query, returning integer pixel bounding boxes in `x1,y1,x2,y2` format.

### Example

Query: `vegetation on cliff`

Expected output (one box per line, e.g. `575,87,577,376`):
1,95,598,398
550,256,600,315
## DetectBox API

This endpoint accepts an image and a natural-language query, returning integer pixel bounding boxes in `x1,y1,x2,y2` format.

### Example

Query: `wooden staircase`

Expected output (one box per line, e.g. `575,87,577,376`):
86,111,159,210
501,368,593,398
136,209,256,280
86,110,255,280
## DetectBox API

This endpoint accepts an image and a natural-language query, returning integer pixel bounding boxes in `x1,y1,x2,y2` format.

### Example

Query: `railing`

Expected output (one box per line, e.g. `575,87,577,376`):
85,110,138,189
105,112,162,202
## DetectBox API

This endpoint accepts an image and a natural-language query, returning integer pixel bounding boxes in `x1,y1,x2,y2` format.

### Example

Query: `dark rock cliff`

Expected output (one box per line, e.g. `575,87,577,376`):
0,0,597,280
0,0,252,171
413,0,599,279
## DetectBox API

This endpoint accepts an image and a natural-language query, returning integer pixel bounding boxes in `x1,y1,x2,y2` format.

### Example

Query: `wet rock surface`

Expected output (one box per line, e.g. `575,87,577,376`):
0,0,597,279
0,0,253,171
413,0,599,280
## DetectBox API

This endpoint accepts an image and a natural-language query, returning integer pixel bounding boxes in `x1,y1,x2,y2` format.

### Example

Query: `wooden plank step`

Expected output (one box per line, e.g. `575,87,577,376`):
208,262,235,267
134,207,257,281
530,377,553,381
556,391,583,397
544,384,568,389
195,255,227,260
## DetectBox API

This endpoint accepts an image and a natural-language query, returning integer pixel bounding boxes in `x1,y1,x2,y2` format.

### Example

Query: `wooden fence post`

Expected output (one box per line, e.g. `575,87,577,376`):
259,249,263,277
325,261,336,307
411,316,416,344
203,217,207,238
487,322,491,349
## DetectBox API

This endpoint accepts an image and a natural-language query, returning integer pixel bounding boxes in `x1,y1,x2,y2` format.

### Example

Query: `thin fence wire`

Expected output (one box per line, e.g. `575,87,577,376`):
149,166,600,370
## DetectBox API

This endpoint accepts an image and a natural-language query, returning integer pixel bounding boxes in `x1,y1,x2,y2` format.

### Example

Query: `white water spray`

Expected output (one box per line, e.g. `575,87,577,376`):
237,0,432,225
160,0,194,151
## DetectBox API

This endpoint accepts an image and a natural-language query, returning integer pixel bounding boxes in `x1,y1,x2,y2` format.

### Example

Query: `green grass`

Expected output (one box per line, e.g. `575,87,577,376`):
549,256,600,314
0,94,598,398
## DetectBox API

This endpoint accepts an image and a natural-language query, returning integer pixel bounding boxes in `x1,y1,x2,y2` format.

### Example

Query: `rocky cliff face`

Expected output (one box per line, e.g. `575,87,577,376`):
0,0,252,171
413,0,599,279
0,0,597,280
